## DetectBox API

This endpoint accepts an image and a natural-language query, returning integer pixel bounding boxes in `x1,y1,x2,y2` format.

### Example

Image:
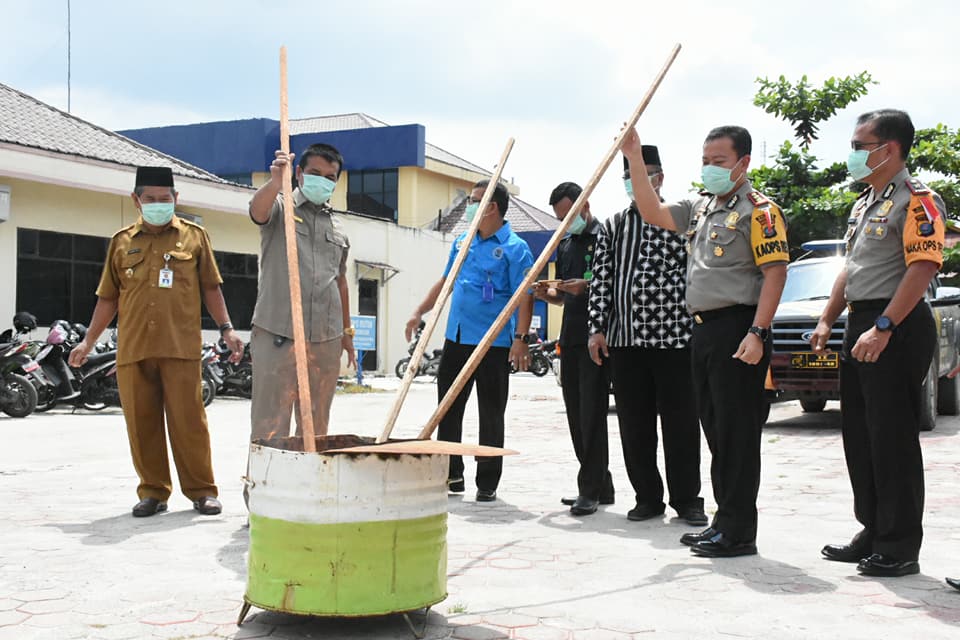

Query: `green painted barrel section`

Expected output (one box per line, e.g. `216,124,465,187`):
246,511,448,616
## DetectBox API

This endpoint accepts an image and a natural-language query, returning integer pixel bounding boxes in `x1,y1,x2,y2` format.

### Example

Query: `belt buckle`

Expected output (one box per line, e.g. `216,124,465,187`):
846,303,854,313
693,313,703,324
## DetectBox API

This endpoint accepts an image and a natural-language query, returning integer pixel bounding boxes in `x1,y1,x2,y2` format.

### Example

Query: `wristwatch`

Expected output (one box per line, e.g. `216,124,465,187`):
343,326,356,337
514,333,531,344
874,315,896,332
218,322,234,335
747,326,769,341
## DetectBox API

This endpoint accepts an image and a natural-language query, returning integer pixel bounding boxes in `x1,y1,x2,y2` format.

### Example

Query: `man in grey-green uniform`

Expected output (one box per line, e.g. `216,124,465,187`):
621,125,789,558
812,109,946,578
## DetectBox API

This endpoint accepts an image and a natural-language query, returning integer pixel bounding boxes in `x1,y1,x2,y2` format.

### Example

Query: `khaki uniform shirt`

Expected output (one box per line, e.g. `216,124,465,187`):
668,181,789,313
251,188,350,342
845,168,946,301
96,215,223,366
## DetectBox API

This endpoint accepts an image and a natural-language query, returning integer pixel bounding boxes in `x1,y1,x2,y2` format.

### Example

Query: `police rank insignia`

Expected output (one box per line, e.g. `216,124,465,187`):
879,200,894,215
714,246,724,257
724,212,740,228
875,226,886,238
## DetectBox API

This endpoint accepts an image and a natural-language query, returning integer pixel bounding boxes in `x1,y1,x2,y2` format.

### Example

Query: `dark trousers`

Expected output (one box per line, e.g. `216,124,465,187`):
840,302,933,560
610,347,701,510
691,306,768,541
560,345,614,500
437,339,510,491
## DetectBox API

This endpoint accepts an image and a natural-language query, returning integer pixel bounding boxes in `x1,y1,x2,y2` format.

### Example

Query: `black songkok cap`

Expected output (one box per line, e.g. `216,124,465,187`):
622,145,662,173
135,166,175,188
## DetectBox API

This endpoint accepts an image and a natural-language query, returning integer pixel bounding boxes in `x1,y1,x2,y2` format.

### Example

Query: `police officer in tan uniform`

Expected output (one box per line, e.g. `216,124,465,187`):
70,166,244,517
247,144,356,446
813,110,946,577
621,125,788,557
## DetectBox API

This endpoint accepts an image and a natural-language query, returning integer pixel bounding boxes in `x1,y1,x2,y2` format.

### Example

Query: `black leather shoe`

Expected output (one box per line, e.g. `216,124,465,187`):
676,504,709,526
690,532,757,558
561,496,577,506
476,489,497,502
627,503,665,521
448,478,465,493
821,542,871,563
193,496,222,515
946,577,960,592
564,494,614,506
132,498,167,517
680,527,716,547
570,497,598,516
856,553,919,577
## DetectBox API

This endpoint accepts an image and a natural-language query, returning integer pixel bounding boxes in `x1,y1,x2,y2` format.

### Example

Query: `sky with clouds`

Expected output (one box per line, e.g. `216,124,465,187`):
3,0,959,219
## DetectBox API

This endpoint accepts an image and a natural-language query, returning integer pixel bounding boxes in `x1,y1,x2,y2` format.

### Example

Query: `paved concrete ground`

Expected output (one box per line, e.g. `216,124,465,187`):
1,372,959,639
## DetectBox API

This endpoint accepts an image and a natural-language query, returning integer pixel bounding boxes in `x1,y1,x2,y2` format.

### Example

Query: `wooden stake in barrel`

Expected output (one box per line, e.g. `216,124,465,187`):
376,138,515,444
418,43,682,440
279,46,317,452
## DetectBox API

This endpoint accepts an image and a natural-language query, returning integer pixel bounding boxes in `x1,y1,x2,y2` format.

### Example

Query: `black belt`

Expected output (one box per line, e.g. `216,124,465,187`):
691,304,757,325
846,299,890,313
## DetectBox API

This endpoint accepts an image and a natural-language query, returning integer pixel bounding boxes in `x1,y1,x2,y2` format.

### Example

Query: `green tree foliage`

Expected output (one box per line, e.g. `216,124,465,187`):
909,123,960,216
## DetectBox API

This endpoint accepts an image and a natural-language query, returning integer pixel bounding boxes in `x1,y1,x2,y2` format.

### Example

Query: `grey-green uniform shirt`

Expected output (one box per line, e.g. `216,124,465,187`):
844,168,946,302
250,188,350,342
667,180,789,314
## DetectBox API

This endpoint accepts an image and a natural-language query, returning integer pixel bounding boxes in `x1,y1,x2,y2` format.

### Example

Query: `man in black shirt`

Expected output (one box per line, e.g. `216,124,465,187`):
587,147,707,526
535,182,614,516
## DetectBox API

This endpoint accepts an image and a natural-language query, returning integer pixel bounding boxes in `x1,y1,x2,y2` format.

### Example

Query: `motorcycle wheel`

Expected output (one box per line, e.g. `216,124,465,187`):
1,373,38,418
80,385,107,411
201,375,216,407
34,386,58,412
530,355,550,377
396,358,411,379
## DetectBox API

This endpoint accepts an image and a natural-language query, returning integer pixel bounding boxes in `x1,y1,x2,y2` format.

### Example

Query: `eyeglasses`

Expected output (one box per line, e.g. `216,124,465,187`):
851,141,885,151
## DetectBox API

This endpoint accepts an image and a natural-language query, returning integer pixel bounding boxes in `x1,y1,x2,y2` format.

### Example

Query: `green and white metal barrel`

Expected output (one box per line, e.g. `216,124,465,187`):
245,436,448,616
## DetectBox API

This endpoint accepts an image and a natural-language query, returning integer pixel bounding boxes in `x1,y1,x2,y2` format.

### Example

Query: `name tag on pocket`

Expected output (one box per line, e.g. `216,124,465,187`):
158,268,174,289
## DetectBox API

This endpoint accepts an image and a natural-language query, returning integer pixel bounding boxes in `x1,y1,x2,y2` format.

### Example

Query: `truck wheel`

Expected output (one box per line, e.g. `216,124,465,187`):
800,399,827,413
919,359,937,431
937,372,960,416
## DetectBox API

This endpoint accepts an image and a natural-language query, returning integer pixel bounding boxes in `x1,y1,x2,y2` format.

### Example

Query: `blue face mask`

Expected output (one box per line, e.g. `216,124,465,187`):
624,178,634,201
301,174,336,205
141,202,175,226
464,202,480,223
847,144,888,181
568,213,587,235
701,159,743,195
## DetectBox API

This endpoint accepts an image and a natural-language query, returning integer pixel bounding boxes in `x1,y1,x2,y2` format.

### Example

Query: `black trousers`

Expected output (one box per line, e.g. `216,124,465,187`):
691,306,769,541
437,339,510,491
560,345,614,501
610,347,701,511
840,302,934,561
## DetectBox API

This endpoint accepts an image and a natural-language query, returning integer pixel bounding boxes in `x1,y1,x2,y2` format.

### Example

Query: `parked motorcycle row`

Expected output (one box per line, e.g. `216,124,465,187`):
0,312,253,419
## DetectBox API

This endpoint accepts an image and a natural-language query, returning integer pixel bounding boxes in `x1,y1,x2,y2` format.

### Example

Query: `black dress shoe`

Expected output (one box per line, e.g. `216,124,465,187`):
676,504,709,526
856,553,919,577
627,503,665,521
570,497,598,516
946,577,960,592
476,489,497,502
448,478,465,493
821,542,871,563
561,496,577,506
132,498,167,517
564,494,614,506
680,527,716,547
193,496,222,515
690,532,757,558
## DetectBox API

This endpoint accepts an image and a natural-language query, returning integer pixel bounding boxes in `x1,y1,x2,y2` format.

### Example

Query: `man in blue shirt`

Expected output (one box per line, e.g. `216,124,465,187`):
407,180,535,502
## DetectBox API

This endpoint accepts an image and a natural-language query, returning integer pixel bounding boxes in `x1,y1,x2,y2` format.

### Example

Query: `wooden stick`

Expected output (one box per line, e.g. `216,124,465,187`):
418,43,682,440
376,139,515,443
279,46,317,452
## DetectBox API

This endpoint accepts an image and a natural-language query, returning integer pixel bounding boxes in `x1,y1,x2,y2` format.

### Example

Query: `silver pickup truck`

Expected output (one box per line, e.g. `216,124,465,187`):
765,240,960,430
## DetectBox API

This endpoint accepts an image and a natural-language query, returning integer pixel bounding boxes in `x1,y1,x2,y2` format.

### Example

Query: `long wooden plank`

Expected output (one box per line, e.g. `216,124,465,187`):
418,43,683,440
376,138,515,443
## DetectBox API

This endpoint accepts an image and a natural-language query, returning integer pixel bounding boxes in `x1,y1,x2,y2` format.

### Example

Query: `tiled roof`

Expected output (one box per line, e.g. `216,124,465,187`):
0,83,228,184
290,112,491,176
430,194,560,235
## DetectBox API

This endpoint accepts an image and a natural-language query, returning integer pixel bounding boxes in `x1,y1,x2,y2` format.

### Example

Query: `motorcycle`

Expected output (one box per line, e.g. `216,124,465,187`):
32,321,120,411
509,338,552,377
0,341,39,417
395,322,443,379
213,339,252,398
1,312,57,407
200,342,220,407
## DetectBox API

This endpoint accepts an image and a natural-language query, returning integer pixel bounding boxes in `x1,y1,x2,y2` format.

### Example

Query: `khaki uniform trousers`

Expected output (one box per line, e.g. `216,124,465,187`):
249,325,343,441
116,358,218,502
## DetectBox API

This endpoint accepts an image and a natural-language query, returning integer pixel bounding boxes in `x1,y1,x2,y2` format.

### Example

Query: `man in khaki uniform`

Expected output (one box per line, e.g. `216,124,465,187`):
70,166,244,517
812,109,946,578
247,143,356,445
621,125,789,558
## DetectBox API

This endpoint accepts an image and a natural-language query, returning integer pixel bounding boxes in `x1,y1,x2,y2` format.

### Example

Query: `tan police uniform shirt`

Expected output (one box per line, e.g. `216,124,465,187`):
250,188,350,342
96,215,223,366
668,181,789,313
844,168,947,301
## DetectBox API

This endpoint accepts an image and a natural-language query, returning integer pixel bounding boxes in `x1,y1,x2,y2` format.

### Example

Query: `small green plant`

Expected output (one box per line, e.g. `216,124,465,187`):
447,602,468,614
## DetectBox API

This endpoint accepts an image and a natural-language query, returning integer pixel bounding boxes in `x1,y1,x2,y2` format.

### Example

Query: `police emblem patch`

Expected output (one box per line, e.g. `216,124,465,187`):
880,200,894,215
919,222,935,237
724,212,740,227
492,247,504,259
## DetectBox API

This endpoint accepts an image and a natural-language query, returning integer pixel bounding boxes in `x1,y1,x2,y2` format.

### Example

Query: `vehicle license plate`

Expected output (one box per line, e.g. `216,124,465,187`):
790,352,839,369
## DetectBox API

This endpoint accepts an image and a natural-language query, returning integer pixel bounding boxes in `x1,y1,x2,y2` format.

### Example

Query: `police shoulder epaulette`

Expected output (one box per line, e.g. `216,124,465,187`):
112,222,137,238
747,191,770,207
697,188,710,197
179,217,205,229
906,177,930,195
